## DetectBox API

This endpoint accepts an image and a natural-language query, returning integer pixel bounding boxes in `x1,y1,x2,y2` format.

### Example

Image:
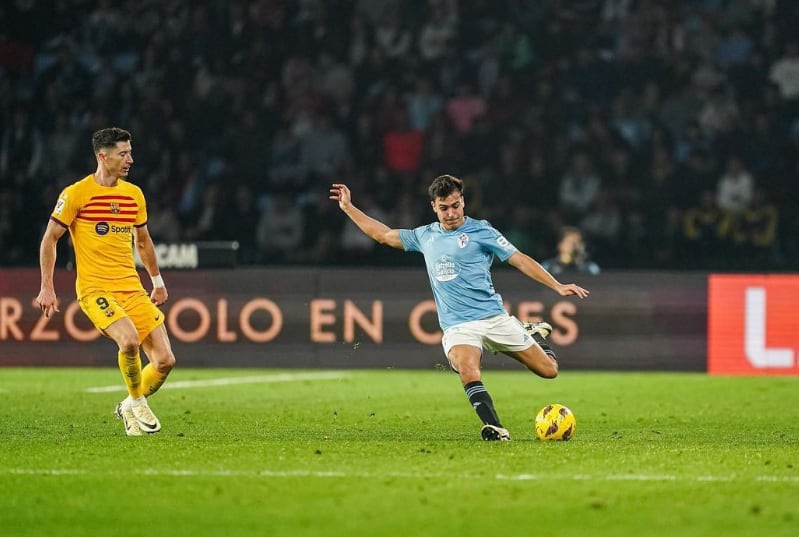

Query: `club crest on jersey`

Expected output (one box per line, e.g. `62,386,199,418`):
457,233,469,248
109,202,120,214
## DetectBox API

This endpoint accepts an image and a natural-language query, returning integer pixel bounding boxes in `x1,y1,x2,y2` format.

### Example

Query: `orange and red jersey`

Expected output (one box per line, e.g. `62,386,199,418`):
50,174,148,298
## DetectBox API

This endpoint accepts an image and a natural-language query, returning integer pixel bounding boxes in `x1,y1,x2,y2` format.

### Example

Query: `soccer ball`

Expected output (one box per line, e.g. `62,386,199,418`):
535,403,576,441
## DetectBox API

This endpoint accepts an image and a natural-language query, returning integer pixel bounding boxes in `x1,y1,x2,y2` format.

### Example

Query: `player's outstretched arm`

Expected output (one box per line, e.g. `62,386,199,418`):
35,220,66,317
330,183,403,249
507,251,590,299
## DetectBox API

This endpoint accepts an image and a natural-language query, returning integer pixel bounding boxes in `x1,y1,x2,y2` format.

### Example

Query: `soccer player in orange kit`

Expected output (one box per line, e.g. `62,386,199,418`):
36,127,175,436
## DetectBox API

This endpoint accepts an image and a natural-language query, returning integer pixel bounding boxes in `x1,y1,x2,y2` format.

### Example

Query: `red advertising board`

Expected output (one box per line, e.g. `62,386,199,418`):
708,275,799,375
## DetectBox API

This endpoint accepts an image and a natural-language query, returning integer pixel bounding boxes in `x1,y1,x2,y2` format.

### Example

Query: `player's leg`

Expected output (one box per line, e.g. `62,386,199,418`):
104,316,145,395
444,324,511,441
511,321,558,378
486,317,558,379
509,345,558,379
80,293,145,399
115,291,174,434
102,316,146,436
522,321,557,361
140,324,176,397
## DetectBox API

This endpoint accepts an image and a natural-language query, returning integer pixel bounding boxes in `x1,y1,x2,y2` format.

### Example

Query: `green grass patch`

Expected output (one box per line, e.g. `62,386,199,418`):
0,367,797,537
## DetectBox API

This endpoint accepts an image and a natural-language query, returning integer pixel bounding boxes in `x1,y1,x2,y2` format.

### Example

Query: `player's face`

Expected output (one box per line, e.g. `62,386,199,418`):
431,192,465,230
100,141,134,178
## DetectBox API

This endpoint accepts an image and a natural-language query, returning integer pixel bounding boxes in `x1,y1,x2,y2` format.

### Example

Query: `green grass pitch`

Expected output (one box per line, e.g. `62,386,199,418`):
1,367,797,537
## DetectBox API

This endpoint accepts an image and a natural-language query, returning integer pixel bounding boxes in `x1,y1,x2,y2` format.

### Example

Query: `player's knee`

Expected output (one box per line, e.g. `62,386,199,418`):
150,349,176,373
458,365,481,384
118,339,139,357
539,361,558,379
160,351,176,372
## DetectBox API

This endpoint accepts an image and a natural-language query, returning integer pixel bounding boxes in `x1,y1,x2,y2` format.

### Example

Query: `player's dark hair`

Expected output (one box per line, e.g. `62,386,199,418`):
92,127,132,154
428,174,463,200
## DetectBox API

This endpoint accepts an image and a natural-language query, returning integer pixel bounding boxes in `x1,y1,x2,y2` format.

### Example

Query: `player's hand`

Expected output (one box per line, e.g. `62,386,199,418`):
329,183,352,210
150,286,168,306
35,288,60,318
555,283,590,299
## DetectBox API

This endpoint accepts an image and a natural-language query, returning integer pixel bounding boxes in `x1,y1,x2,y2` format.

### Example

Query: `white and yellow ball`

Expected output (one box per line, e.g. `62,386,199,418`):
535,403,576,441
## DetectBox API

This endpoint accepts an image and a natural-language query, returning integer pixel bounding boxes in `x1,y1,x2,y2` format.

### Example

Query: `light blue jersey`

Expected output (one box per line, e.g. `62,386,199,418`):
399,216,518,330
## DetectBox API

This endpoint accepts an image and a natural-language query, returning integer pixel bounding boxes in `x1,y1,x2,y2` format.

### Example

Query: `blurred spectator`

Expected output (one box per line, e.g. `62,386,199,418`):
351,112,382,169
716,155,754,214
716,24,754,68
420,111,460,171
38,112,80,179
497,21,534,72
611,88,651,150
184,182,228,241
268,127,306,193
558,149,602,217
375,14,412,60
503,205,546,260
674,121,711,165
373,84,406,134
383,110,424,174
348,15,372,67
1,107,43,179
698,86,741,138
356,0,401,26
645,146,684,264
728,187,779,268
300,113,351,180
314,50,355,109
224,184,261,265
1,0,797,271
147,197,182,243
540,226,601,275
486,73,524,131
418,2,457,64
580,190,623,258
769,41,799,101
681,189,731,267
255,192,305,263
446,81,487,135
406,75,443,131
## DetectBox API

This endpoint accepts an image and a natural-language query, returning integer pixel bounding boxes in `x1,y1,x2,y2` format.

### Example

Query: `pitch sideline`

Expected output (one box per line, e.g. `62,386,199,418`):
6,467,799,483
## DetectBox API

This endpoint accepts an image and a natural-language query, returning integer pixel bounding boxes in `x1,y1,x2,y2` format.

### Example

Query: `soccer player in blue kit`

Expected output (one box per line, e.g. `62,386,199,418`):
330,175,589,441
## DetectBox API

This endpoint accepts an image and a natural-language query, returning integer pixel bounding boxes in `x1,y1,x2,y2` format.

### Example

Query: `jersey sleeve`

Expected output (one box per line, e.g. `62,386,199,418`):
478,221,518,262
50,184,79,227
399,226,424,252
133,186,148,227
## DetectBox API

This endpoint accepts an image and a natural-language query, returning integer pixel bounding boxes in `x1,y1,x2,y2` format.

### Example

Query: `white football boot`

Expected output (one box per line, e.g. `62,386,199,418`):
130,398,161,434
115,399,142,437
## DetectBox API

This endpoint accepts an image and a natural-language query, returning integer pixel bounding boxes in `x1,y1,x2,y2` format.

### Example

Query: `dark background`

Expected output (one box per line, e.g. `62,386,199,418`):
1,0,798,271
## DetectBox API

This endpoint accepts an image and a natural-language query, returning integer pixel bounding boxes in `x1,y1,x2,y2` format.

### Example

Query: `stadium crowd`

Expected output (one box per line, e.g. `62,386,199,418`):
1,0,797,270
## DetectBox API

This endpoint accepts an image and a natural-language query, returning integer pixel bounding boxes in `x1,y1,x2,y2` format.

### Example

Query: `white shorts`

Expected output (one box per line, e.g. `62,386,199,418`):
441,313,534,359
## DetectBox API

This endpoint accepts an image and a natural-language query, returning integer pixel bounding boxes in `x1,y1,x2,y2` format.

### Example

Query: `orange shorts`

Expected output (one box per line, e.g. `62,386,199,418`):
79,290,165,344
